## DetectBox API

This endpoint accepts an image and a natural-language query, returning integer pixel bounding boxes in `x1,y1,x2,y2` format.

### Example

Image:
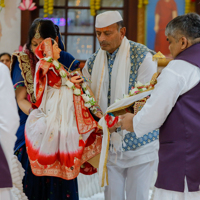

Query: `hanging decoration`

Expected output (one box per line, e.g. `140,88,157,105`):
0,0,5,11
18,0,37,11
185,0,190,13
44,0,54,17
185,0,196,14
90,0,101,16
137,0,149,44
138,0,149,8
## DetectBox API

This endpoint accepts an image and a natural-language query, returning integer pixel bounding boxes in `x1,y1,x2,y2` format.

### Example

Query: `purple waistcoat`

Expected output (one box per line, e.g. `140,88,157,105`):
0,144,12,188
155,43,200,192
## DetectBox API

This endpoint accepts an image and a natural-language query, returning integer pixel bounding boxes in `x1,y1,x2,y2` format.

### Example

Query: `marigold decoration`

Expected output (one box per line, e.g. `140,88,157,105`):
138,0,148,8
90,0,101,16
0,0,5,11
43,0,54,17
18,0,37,11
185,0,190,13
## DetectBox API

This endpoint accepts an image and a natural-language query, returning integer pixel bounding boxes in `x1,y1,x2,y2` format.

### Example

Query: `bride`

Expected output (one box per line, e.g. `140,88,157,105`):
25,38,102,181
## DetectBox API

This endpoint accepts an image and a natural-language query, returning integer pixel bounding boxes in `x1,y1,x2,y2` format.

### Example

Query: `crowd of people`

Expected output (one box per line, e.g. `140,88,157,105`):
0,10,200,200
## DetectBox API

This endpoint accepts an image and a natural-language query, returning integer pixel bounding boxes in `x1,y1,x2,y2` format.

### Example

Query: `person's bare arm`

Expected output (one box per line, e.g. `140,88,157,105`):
154,14,160,33
15,87,32,115
172,10,177,19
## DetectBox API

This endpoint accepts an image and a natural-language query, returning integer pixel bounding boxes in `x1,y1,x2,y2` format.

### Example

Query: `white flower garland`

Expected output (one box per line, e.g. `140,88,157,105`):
81,84,97,113
48,58,97,112
115,81,153,103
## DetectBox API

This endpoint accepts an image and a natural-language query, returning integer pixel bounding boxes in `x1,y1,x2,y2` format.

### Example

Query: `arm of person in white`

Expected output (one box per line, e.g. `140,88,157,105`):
137,52,157,84
0,63,19,171
133,60,200,137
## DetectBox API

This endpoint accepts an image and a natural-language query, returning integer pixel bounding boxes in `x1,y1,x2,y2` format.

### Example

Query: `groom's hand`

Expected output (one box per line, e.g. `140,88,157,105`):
120,113,134,132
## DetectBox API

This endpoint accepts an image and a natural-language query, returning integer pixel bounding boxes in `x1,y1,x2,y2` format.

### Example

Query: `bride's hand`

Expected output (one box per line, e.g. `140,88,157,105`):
71,75,84,84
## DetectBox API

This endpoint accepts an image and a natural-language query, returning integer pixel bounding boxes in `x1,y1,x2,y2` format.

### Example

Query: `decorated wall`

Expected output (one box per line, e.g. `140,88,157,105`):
0,0,21,54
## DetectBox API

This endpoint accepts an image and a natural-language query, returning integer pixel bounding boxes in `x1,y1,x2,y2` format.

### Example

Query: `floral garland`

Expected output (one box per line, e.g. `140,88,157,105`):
90,0,101,16
44,0,54,17
185,0,196,13
115,81,154,103
45,57,97,114
0,0,5,11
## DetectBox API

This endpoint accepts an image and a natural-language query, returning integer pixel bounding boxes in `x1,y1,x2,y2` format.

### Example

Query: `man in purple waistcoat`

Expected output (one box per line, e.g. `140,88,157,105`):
0,62,19,199
120,13,200,200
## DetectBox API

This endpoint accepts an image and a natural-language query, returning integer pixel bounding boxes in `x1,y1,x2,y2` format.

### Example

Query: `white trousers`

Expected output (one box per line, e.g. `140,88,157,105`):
104,160,157,200
0,188,12,200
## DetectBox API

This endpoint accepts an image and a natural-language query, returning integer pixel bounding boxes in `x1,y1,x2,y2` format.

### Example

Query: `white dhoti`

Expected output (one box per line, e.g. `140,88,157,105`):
0,189,13,200
153,178,200,200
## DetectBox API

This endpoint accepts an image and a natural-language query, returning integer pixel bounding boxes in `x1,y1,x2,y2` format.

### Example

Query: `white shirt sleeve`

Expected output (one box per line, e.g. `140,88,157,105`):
0,63,19,170
137,52,157,84
133,60,200,137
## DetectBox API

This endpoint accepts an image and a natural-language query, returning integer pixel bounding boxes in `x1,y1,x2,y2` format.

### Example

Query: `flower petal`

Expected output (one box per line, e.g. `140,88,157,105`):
25,0,30,9
29,6,37,11
29,0,33,8
18,3,26,10
29,3,36,9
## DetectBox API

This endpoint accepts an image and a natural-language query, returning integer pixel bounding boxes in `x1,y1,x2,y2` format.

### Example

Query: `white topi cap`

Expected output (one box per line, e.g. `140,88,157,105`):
95,11,123,28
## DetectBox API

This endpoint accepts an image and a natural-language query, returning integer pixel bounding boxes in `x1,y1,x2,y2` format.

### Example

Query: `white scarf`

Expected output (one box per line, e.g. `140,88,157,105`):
84,37,131,113
98,90,153,187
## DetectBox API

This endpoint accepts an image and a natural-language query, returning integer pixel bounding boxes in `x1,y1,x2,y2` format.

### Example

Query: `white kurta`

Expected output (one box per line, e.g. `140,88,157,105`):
0,63,18,172
133,60,200,199
0,63,28,200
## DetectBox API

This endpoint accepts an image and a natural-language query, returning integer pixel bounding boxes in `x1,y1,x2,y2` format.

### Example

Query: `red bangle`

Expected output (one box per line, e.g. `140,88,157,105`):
105,114,119,128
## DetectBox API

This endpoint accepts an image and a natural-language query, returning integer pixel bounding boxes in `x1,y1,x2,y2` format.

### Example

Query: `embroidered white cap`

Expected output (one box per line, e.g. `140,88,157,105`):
95,11,123,28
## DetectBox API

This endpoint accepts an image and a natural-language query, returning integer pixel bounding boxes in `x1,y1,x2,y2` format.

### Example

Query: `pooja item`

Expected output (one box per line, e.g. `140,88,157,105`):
25,38,103,181
152,51,165,61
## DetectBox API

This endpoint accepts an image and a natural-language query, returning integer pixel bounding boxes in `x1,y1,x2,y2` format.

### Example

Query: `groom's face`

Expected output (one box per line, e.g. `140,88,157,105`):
96,23,125,54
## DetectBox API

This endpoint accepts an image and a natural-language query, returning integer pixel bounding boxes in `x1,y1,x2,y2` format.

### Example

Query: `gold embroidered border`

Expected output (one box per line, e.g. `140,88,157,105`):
97,61,105,104
28,135,102,180
11,52,36,103
101,127,110,186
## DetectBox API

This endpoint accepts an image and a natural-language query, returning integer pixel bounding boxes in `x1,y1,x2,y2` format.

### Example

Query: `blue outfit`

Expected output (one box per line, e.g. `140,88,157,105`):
87,41,159,151
11,50,79,200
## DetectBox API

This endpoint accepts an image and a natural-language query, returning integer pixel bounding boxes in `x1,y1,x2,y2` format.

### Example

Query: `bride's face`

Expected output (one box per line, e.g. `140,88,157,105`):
31,37,44,54
52,42,61,60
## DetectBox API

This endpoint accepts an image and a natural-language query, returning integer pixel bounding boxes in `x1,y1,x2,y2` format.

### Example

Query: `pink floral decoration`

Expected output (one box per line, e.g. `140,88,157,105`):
18,0,37,11
18,45,23,51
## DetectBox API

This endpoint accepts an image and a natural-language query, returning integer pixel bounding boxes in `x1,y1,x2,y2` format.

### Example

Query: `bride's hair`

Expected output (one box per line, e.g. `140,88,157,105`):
26,18,58,51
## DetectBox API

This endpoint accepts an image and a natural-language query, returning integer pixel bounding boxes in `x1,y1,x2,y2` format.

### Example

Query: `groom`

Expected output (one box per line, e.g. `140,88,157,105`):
83,10,159,200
